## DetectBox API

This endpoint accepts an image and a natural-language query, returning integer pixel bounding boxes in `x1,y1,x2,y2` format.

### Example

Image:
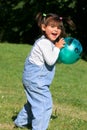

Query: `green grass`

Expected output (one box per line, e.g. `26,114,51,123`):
0,43,87,130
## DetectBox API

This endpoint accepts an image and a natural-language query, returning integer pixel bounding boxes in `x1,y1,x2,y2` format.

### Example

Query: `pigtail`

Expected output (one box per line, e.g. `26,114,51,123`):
63,16,76,31
35,12,43,28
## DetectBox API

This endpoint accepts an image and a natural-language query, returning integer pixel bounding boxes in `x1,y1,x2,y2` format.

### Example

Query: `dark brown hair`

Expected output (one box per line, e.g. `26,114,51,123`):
35,12,66,39
35,12,76,40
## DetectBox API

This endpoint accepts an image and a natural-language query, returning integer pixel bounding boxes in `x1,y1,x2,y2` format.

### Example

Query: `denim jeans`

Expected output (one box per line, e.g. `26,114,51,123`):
14,58,55,130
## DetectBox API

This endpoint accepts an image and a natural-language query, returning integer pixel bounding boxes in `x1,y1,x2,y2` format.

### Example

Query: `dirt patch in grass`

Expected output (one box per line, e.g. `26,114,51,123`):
53,104,87,121
0,123,14,130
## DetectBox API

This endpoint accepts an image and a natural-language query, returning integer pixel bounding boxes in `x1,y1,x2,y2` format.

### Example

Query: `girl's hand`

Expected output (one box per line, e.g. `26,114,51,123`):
55,38,65,49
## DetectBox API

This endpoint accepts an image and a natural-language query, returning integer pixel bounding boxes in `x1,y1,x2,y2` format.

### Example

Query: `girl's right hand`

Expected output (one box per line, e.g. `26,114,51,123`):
55,38,65,49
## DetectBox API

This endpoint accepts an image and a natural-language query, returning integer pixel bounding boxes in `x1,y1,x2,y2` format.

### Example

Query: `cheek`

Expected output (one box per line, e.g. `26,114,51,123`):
59,29,62,34
45,29,51,35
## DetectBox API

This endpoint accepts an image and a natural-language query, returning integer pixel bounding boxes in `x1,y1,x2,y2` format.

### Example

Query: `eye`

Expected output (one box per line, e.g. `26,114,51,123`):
50,24,55,27
57,25,62,29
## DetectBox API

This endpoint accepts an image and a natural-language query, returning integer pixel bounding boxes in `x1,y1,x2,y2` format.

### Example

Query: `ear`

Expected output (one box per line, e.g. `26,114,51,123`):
41,24,46,31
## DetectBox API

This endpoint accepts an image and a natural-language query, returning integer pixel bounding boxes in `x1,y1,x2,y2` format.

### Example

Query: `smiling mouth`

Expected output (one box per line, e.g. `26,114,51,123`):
52,33,58,37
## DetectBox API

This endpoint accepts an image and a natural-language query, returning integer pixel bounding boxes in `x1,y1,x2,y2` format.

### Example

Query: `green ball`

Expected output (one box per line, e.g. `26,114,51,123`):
57,37,83,64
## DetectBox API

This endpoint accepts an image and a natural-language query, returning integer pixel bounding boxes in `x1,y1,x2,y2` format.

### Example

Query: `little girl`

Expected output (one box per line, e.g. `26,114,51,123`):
14,12,67,130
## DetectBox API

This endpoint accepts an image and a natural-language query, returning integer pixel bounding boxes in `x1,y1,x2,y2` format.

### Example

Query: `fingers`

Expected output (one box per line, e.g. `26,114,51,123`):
60,38,65,44
55,38,65,49
60,38,66,47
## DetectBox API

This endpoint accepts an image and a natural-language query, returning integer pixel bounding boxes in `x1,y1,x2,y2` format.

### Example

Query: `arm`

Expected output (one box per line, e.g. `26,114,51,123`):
39,39,60,66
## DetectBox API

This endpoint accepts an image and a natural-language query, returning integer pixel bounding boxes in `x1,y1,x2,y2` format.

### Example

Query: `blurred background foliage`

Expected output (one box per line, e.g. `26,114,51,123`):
0,0,87,59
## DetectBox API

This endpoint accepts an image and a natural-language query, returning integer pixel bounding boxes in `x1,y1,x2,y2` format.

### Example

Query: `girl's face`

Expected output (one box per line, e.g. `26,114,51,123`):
42,21,62,42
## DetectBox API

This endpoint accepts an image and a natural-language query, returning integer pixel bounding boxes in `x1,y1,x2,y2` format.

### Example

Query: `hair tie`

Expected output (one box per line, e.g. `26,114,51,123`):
43,13,46,17
59,17,63,20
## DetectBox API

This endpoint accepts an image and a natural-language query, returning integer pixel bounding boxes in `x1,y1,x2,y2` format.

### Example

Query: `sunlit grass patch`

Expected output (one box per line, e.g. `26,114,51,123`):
0,43,87,130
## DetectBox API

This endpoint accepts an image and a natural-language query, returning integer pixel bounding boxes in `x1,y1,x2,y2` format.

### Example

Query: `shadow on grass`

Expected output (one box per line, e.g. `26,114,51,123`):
51,114,58,120
12,112,32,129
12,112,18,121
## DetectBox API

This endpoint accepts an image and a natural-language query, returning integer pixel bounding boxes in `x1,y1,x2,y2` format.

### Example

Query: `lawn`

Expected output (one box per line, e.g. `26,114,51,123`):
0,43,87,130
